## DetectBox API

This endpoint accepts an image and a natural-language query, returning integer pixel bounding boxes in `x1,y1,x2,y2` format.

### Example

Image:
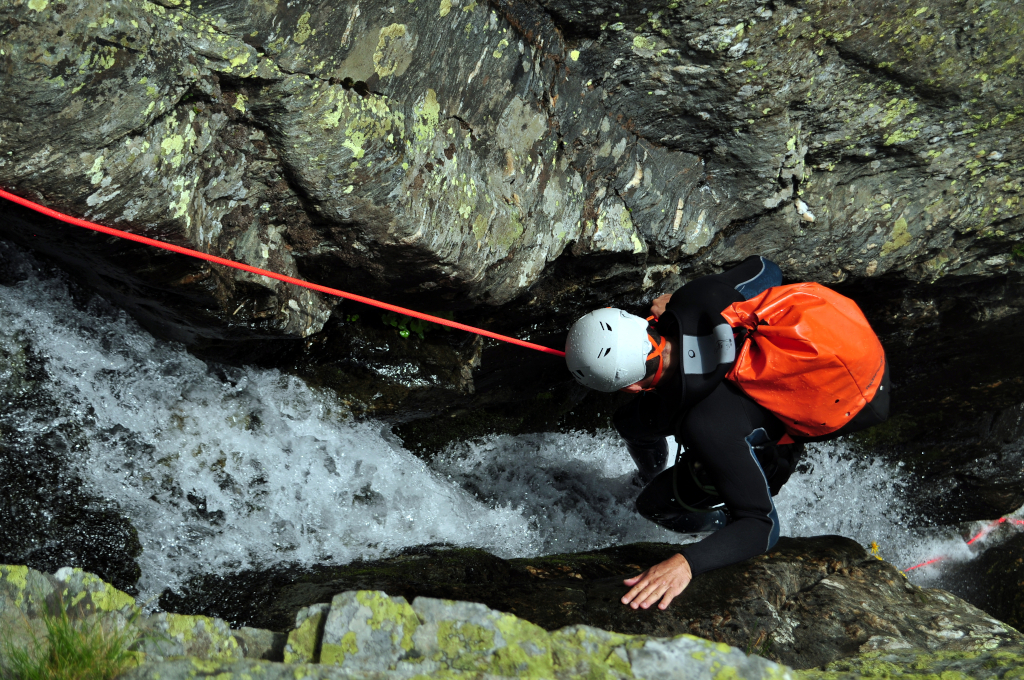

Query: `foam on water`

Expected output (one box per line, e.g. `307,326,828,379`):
0,241,1000,604
774,441,973,576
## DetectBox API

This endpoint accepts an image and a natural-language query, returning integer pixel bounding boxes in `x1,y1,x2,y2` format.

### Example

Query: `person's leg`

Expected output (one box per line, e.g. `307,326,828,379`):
634,380,791,558
635,452,728,532
666,381,790,572
612,392,676,484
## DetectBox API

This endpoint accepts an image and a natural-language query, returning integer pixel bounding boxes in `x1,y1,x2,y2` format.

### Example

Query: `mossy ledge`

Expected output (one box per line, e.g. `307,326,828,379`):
1,563,792,679
5,546,1024,678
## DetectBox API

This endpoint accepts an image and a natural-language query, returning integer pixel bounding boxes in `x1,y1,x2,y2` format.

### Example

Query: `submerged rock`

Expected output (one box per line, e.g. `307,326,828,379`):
159,536,1022,670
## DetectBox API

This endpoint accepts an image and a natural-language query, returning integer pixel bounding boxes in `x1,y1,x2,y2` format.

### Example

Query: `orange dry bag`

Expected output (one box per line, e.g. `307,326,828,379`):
720,283,886,438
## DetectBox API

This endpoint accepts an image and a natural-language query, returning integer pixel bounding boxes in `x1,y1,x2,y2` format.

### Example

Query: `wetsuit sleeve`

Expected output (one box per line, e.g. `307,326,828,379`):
675,380,782,576
710,255,782,300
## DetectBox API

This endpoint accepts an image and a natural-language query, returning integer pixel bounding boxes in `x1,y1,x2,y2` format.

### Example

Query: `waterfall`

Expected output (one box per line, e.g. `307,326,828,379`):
0,240,1013,605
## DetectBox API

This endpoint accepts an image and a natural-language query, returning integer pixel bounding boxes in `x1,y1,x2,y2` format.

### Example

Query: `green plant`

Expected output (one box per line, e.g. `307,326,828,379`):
381,311,453,339
1,600,143,680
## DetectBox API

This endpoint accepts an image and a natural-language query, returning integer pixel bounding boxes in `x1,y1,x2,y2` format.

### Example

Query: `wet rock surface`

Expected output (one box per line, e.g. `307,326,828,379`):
944,530,1024,635
3,0,1024,673
158,536,1022,670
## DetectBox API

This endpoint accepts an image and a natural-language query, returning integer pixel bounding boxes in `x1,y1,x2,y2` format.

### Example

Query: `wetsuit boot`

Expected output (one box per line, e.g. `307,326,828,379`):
626,438,670,485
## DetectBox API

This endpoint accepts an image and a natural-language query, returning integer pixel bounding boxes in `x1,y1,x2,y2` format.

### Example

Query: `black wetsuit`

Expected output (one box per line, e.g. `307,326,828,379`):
614,255,887,577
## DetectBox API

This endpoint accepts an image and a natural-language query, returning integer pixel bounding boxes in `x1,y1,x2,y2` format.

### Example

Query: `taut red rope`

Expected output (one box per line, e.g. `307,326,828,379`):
0,187,566,357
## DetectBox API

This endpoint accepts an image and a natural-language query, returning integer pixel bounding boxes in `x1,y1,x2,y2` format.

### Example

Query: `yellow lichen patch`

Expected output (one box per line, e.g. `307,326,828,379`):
436,620,495,669
28,0,48,11
233,93,247,113
189,658,224,673
167,613,205,641
321,630,359,665
355,591,419,652
374,23,412,77
89,156,105,185
570,50,580,61
472,213,489,241
714,665,742,680
489,613,554,677
633,35,657,51
318,90,405,165
3,565,29,592
72,569,138,614
414,88,440,143
285,608,328,664
439,0,452,17
549,626,635,677
294,12,312,45
880,98,917,128
160,134,188,169
170,178,192,226
631,233,644,253
881,216,912,255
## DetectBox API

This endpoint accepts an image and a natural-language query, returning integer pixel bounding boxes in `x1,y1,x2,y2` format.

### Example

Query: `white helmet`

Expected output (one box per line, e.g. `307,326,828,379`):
565,308,651,392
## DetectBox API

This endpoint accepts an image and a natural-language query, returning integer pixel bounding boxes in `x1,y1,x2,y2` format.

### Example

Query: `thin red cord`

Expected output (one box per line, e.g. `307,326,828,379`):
0,188,566,357
903,517,1024,571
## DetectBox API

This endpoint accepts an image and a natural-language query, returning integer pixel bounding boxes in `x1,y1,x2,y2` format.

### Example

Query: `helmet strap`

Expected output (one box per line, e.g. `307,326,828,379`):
641,324,667,391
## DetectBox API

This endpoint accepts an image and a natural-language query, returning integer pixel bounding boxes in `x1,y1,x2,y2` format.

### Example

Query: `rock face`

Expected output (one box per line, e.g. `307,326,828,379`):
845,275,1024,522
158,536,1023,670
3,0,1023,329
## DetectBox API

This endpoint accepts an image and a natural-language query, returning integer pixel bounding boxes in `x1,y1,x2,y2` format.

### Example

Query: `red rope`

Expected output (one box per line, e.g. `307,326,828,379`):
903,517,1024,572
0,188,566,357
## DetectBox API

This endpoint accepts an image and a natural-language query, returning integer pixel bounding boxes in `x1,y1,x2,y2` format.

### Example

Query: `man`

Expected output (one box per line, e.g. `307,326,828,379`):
564,256,889,611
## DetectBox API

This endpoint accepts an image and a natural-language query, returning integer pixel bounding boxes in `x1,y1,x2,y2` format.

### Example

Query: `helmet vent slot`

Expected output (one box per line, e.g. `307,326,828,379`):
599,347,611,358
598,322,613,331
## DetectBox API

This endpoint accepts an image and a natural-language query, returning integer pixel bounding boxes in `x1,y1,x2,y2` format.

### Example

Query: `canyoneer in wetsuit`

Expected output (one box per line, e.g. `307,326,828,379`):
563,256,889,610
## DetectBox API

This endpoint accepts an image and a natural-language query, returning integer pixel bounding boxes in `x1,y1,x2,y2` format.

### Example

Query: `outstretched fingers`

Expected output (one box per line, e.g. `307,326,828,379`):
620,554,693,610
621,571,657,609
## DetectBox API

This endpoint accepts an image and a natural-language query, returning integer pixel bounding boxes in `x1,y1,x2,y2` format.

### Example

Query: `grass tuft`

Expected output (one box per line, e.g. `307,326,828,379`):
1,600,142,680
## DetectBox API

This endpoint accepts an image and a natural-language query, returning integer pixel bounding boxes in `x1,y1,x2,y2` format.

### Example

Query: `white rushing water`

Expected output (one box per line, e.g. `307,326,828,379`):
0,241,1007,603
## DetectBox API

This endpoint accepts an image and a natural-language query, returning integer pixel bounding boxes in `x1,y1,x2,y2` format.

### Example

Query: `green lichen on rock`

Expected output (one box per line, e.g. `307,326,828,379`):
881,216,913,255
548,625,638,678
796,646,1024,679
319,591,419,669
374,23,412,77
140,612,243,662
284,603,330,663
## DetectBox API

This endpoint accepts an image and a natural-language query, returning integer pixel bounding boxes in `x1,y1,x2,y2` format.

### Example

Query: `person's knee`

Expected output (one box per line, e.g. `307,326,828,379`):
635,471,673,519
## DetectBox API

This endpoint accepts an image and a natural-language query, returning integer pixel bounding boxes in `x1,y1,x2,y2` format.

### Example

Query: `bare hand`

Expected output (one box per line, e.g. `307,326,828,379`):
650,294,672,320
621,553,692,610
